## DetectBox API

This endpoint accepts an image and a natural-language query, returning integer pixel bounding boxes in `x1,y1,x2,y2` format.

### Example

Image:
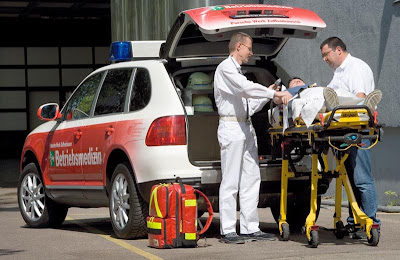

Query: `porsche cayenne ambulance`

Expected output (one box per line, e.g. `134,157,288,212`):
18,4,326,239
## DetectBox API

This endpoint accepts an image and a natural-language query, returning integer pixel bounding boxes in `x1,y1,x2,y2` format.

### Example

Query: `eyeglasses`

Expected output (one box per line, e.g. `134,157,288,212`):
240,43,253,52
321,49,333,58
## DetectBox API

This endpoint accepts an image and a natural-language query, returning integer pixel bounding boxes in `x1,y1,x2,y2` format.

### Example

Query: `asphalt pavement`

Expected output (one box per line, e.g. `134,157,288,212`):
1,186,400,260
2,159,400,259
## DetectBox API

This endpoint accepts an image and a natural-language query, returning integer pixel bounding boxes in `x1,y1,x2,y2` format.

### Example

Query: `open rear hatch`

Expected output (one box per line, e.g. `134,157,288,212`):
160,4,326,60
162,4,326,166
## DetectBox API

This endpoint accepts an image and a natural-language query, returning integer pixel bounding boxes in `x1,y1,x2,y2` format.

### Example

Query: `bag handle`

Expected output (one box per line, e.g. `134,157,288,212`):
194,189,214,235
149,186,163,218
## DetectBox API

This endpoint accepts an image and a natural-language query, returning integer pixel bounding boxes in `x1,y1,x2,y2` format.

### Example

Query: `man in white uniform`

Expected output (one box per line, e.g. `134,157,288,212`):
214,32,291,244
320,37,381,238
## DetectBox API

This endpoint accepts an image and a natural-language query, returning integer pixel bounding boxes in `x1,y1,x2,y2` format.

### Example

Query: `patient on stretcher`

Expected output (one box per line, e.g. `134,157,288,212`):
274,77,382,111
270,77,382,129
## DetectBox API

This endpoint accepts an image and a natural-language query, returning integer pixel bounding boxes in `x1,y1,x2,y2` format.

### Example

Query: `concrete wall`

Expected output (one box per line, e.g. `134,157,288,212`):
111,0,261,41
266,0,400,127
265,0,400,205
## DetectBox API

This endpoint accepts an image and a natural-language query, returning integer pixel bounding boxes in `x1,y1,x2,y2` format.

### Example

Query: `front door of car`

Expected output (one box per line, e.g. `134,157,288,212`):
48,72,104,185
81,68,134,186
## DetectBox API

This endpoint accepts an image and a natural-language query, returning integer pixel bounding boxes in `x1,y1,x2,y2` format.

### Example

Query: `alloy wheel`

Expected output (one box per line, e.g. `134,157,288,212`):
20,173,45,221
110,173,131,230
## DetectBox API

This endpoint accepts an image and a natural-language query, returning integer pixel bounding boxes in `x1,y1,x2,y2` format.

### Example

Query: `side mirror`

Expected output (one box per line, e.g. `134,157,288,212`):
37,103,61,121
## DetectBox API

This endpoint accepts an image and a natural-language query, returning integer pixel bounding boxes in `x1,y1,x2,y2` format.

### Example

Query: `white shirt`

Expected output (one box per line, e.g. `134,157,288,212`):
214,56,275,117
328,53,375,96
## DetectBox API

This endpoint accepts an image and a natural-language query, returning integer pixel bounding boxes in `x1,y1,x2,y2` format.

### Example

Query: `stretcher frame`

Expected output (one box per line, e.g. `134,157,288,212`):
269,105,383,248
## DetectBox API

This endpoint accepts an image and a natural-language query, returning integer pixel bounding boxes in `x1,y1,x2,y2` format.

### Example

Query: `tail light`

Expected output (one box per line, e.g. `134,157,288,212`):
145,115,186,146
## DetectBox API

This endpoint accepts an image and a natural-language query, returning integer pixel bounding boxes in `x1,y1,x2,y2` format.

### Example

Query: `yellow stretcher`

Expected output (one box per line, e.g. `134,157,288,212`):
269,105,383,248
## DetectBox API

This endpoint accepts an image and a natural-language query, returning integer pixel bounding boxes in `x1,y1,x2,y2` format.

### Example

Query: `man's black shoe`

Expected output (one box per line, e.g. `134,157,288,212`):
241,231,276,241
350,230,367,239
219,232,246,244
344,223,359,234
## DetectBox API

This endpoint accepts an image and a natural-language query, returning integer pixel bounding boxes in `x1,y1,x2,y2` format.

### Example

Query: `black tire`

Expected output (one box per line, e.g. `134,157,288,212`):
308,230,319,248
334,221,346,239
367,228,380,246
271,194,321,232
280,222,290,241
109,162,148,239
18,162,68,228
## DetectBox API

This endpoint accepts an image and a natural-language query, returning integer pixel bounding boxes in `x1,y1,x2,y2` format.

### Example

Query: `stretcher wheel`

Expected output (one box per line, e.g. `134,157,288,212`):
334,221,346,239
367,228,380,246
280,223,290,241
308,230,319,248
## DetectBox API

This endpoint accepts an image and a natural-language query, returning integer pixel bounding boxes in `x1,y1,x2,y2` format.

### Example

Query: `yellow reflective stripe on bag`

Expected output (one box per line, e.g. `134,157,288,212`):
184,199,196,207
147,218,162,230
149,186,163,218
185,233,196,240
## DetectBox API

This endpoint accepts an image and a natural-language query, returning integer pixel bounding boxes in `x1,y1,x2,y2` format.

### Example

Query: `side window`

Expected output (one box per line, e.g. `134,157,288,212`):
64,72,103,120
130,68,151,111
94,69,132,116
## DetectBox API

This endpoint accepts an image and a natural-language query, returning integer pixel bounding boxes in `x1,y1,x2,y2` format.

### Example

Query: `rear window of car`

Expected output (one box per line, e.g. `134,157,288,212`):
130,68,151,112
94,69,133,115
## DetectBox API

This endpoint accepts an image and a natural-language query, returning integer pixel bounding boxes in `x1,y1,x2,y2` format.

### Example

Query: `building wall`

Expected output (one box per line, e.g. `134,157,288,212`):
110,0,262,41
0,19,111,158
266,0,400,127
264,0,400,205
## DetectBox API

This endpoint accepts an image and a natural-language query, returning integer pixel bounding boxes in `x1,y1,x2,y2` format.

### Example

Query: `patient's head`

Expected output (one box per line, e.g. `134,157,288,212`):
288,77,305,88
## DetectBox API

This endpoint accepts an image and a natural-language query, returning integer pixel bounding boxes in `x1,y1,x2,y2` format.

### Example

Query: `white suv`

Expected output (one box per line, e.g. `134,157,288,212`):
18,4,327,239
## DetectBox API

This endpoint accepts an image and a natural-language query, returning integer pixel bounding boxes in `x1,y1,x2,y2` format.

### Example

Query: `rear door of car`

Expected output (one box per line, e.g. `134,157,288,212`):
160,4,326,60
80,68,134,187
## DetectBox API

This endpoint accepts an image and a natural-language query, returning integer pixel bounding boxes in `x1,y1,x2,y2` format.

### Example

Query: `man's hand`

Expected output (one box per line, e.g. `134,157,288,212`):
269,83,280,91
274,91,293,105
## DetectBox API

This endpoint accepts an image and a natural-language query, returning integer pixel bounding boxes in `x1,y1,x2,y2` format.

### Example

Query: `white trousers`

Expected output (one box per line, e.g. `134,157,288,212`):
218,121,261,235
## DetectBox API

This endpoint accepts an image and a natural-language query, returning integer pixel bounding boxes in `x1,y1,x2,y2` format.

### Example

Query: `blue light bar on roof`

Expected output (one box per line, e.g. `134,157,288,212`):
110,41,132,62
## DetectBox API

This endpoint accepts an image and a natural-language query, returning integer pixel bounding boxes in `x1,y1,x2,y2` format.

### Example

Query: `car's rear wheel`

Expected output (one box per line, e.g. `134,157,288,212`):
18,162,68,228
109,162,148,239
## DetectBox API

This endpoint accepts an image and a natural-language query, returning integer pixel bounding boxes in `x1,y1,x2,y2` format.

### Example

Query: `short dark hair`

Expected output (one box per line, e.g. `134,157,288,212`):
288,77,304,87
320,37,347,52
228,32,252,53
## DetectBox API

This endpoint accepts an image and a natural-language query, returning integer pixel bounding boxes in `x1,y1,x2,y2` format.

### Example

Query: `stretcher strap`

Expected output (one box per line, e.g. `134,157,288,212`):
328,136,379,151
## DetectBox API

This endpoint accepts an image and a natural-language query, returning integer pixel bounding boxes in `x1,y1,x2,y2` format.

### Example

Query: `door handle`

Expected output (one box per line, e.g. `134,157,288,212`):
74,130,83,139
105,126,114,136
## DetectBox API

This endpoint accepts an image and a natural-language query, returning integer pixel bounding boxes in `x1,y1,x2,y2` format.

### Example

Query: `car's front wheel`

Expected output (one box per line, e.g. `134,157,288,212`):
109,162,148,239
18,162,68,228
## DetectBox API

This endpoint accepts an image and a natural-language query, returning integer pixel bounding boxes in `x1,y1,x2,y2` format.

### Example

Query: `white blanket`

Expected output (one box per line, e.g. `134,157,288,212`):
270,87,365,132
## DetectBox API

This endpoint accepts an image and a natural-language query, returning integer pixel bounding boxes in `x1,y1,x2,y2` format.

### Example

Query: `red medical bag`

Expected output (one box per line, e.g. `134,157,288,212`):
147,181,213,249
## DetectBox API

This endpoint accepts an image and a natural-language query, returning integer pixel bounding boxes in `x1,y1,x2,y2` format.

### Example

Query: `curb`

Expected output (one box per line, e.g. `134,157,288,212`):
321,199,400,213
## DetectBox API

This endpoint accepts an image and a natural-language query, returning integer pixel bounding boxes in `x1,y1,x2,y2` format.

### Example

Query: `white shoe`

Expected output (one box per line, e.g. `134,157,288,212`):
364,89,382,113
323,87,339,111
